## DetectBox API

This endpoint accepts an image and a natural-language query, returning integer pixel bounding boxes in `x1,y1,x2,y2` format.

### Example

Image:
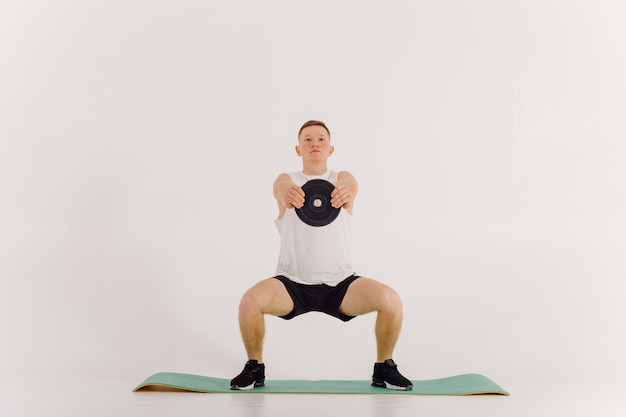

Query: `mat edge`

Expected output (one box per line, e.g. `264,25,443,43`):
133,372,509,396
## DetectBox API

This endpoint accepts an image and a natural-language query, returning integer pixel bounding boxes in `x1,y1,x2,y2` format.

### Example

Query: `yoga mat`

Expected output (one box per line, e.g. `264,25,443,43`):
134,372,509,395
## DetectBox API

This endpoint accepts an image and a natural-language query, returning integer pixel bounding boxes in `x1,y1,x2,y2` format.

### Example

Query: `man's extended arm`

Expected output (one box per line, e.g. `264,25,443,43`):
332,171,358,214
273,173,305,218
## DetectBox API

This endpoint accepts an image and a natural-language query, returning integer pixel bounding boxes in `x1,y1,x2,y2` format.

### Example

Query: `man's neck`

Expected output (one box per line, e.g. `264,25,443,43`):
301,162,328,176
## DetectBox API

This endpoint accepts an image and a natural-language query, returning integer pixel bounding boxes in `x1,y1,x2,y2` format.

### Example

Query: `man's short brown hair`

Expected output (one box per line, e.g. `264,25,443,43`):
298,120,331,138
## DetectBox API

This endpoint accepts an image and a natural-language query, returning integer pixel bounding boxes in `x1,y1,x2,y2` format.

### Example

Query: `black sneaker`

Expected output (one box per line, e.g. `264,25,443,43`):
230,360,265,390
371,359,413,390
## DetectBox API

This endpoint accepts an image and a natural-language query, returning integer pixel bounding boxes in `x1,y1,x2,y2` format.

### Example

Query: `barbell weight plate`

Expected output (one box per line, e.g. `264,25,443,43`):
295,179,341,227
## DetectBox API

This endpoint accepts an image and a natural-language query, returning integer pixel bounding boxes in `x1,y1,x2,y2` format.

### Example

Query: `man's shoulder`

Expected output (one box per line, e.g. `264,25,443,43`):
337,170,357,181
275,172,298,181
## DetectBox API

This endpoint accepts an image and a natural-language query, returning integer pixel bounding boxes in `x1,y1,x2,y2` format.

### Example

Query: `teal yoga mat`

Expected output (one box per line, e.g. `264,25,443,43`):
134,372,509,395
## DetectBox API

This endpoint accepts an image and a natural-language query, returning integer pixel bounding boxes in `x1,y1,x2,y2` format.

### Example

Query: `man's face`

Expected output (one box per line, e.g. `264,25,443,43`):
296,125,334,160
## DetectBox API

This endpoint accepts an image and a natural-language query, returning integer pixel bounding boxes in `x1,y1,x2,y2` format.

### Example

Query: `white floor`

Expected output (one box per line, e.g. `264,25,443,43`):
2,375,625,417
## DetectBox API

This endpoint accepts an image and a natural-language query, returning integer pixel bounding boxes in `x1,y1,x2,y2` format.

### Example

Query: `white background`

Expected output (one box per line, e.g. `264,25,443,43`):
1,0,625,388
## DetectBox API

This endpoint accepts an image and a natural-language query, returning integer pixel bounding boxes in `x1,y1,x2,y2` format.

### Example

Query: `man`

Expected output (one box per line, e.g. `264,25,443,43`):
230,120,412,390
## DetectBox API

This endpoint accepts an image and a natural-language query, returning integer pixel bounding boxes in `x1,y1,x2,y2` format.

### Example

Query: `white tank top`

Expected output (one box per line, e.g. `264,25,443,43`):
274,170,353,286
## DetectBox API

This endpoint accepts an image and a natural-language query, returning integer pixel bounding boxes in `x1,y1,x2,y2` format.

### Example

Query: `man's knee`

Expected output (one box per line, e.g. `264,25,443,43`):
239,281,270,314
238,288,261,317
380,286,403,314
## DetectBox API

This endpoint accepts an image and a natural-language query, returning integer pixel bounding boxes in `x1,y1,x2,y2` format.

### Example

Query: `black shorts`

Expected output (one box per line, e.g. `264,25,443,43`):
273,275,361,322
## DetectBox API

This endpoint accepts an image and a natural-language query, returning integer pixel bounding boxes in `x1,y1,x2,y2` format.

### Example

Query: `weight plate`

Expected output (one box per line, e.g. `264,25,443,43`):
295,179,340,227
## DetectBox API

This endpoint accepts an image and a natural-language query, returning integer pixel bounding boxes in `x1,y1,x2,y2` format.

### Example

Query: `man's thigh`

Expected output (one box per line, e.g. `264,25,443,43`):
338,277,398,317
244,277,294,316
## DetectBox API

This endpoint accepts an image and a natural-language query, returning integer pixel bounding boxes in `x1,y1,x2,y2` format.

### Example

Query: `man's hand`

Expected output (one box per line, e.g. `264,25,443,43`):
274,173,305,209
331,172,358,212
283,183,305,209
330,183,353,209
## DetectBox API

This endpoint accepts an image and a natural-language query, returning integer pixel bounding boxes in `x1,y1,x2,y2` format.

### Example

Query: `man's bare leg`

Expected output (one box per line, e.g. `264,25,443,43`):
339,277,412,390
237,278,294,363
339,277,403,361
231,278,293,390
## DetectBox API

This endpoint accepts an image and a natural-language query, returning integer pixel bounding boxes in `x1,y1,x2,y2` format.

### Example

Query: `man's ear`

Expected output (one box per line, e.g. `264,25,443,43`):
295,145,302,156
328,145,335,156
